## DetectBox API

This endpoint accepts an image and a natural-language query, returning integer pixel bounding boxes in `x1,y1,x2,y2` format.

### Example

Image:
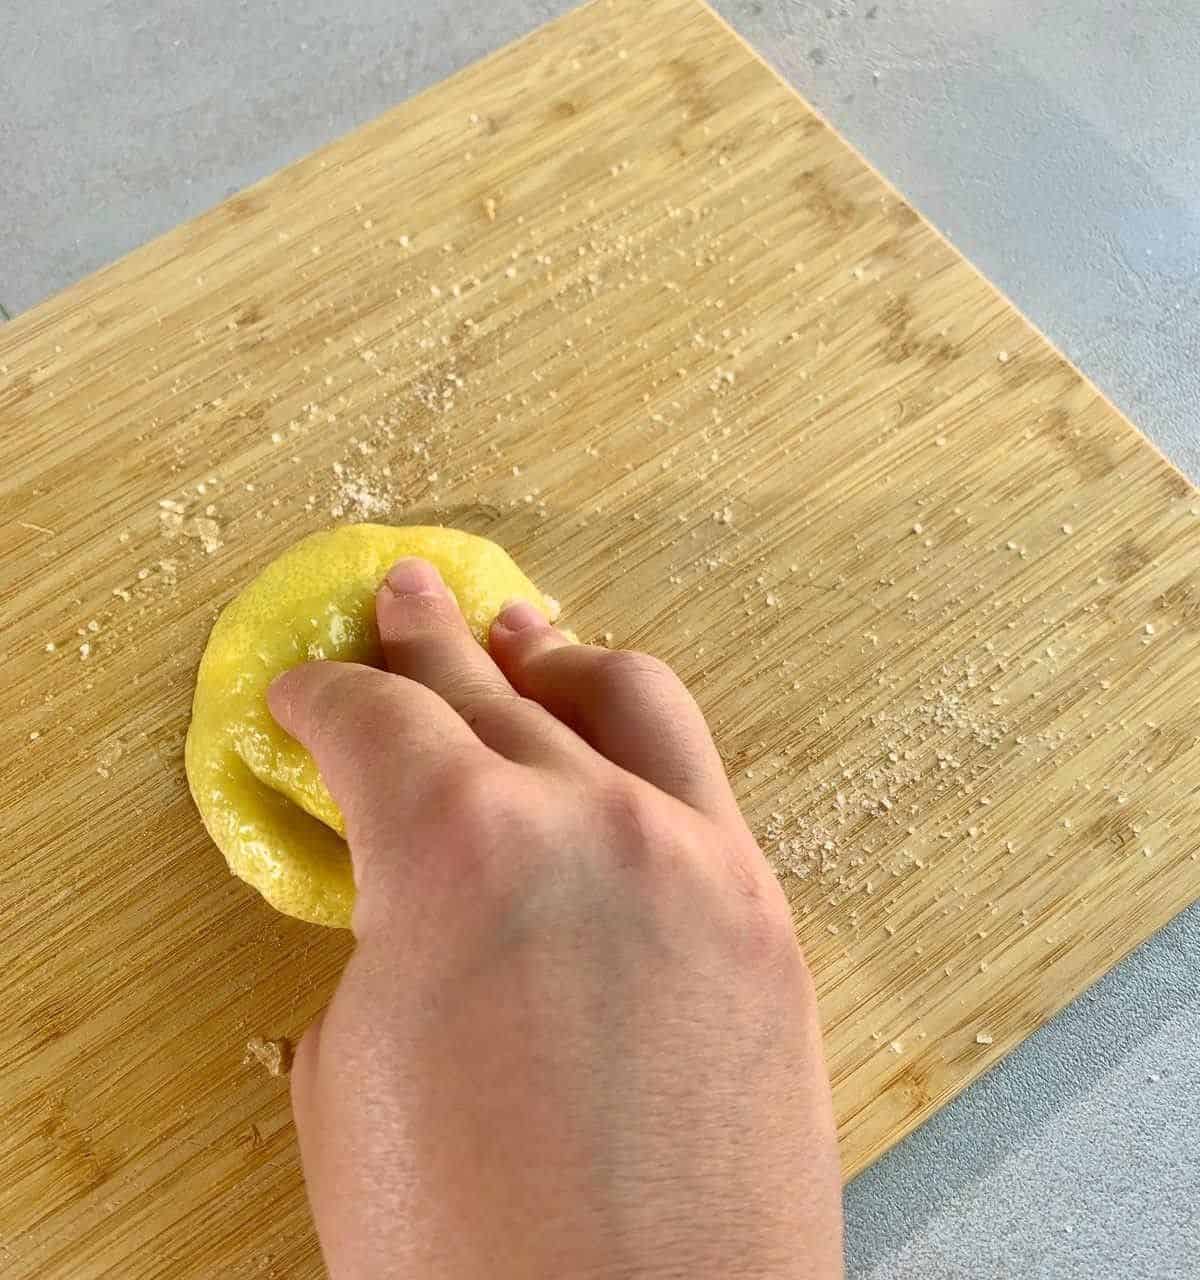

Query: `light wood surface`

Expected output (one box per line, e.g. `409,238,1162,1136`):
2,0,1199,1273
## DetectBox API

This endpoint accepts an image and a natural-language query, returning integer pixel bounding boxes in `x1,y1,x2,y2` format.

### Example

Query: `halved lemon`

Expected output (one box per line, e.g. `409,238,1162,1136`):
185,524,554,927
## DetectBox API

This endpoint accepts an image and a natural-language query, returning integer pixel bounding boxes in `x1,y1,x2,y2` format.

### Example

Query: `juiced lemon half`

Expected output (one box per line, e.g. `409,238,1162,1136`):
185,524,554,927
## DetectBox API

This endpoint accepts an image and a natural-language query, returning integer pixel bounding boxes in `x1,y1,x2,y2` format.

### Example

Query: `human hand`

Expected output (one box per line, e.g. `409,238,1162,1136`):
268,557,842,1280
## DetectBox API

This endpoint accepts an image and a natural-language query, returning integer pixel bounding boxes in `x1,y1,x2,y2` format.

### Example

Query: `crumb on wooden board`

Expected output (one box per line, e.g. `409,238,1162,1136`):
244,1035,294,1077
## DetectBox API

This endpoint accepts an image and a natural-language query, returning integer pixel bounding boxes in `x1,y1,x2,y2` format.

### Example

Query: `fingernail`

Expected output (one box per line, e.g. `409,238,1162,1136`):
384,557,444,596
497,600,548,632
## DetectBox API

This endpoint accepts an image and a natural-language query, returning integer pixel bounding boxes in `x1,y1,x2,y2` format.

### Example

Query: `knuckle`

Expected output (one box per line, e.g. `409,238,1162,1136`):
455,686,519,733
432,761,522,837
598,648,677,693
595,777,679,865
596,649,695,721
380,594,472,659
728,869,805,970
749,891,801,952
364,672,426,731
462,693,555,753
384,626,464,675
428,763,553,896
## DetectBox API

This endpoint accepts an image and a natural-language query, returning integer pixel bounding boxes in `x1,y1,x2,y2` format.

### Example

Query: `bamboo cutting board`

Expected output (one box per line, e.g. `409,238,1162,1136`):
2,0,1199,1273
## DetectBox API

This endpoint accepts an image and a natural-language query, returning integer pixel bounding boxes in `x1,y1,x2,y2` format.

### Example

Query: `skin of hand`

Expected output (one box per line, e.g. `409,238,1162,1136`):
268,557,843,1280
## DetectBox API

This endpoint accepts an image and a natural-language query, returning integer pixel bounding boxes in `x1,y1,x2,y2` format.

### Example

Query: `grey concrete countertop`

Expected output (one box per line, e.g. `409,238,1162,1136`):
3,2,1197,1276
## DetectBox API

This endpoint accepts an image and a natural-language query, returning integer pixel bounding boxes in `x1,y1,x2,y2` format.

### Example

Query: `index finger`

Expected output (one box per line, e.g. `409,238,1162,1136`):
268,660,484,853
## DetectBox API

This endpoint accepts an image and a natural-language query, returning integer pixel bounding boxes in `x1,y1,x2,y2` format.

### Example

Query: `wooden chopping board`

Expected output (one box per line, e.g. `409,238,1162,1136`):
3,0,1199,1273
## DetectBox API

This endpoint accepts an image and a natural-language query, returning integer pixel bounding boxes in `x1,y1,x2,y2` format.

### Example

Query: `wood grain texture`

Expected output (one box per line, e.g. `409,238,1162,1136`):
2,0,1198,1273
